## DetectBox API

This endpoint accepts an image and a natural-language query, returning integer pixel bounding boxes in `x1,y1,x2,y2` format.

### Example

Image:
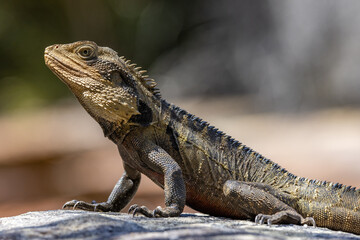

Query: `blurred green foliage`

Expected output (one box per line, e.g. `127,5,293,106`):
1,1,359,113
0,0,191,113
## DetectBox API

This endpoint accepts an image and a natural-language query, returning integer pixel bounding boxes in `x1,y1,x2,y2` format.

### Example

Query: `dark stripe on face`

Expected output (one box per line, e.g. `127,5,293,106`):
88,59,137,95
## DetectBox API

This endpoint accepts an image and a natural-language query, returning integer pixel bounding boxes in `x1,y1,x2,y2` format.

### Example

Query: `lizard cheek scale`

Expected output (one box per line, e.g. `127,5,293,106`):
45,41,360,235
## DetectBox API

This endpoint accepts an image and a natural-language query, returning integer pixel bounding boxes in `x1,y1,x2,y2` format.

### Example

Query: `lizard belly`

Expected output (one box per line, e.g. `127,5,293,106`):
185,180,252,219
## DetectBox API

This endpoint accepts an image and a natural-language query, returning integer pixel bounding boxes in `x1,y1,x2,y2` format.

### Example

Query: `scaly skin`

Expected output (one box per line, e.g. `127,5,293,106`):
44,41,360,235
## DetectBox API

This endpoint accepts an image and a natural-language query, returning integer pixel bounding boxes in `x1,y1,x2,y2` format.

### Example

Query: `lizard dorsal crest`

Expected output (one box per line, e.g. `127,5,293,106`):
121,56,161,98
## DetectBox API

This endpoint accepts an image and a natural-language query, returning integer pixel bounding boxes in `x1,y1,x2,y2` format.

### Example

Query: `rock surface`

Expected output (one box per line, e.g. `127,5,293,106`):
0,210,359,239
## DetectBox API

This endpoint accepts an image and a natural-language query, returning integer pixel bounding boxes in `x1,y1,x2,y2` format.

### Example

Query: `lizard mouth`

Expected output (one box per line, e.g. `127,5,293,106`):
45,53,87,82
44,46,100,89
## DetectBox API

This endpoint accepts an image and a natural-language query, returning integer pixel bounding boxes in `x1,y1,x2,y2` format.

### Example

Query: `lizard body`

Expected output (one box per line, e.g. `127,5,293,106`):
44,41,360,234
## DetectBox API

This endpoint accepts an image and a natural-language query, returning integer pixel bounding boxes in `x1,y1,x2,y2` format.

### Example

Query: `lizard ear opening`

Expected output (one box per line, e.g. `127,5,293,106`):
110,71,123,85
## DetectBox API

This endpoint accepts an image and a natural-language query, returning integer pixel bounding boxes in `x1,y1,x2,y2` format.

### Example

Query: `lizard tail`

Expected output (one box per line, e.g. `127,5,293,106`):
297,182,360,234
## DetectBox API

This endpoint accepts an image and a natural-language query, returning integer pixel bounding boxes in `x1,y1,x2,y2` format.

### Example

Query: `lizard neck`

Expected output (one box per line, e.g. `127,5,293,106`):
103,95,163,144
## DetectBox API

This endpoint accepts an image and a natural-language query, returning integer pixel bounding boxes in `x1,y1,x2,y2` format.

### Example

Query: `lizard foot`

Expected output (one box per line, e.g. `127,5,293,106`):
255,210,316,227
62,200,112,212
128,204,181,218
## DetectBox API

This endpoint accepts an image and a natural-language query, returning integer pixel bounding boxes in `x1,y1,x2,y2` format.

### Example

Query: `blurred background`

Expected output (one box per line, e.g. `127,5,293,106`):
0,0,359,217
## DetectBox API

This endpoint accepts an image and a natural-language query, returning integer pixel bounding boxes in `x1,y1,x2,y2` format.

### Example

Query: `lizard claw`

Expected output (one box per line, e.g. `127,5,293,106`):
128,204,181,218
128,204,139,215
128,204,154,217
62,200,79,209
73,201,82,210
62,199,112,212
255,214,269,225
255,210,316,227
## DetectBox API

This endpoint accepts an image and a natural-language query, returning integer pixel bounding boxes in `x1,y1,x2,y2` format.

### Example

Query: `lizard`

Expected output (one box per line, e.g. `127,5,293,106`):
44,40,360,235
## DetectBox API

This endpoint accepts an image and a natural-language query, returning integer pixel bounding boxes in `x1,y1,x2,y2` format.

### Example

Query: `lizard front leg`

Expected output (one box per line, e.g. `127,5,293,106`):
223,180,315,226
128,145,186,218
63,162,141,212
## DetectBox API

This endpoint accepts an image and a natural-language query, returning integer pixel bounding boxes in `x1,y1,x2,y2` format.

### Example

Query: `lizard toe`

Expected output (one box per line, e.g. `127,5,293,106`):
62,200,78,209
128,204,154,218
255,213,271,225
128,204,139,215
63,199,112,212
255,210,315,227
154,205,182,217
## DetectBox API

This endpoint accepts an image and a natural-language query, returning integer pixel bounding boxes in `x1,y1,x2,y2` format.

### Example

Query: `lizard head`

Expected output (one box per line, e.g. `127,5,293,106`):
44,41,160,128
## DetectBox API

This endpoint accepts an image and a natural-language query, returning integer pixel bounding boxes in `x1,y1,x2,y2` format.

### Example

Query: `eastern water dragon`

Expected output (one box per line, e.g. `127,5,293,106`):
44,41,360,234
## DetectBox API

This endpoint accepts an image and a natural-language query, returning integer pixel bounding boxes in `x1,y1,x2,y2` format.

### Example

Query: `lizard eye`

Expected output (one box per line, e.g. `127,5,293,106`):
77,45,96,60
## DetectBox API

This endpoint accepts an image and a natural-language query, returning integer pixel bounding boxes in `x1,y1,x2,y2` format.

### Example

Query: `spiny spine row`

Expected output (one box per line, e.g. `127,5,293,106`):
170,103,243,149
120,56,161,97
170,101,359,194
170,102,295,180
